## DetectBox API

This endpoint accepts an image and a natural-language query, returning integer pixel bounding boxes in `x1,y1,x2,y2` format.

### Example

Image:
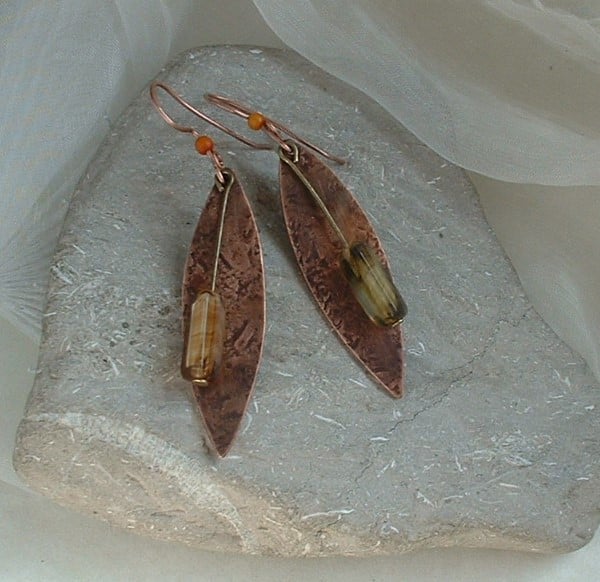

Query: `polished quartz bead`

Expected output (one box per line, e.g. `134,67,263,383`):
341,242,407,327
181,291,225,386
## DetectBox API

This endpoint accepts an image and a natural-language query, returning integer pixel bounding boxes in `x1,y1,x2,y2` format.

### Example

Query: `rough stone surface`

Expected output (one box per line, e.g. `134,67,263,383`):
14,47,600,556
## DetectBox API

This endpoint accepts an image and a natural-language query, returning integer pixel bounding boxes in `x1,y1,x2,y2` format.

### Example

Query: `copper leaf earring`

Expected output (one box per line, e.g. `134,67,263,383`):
150,83,269,456
206,94,407,398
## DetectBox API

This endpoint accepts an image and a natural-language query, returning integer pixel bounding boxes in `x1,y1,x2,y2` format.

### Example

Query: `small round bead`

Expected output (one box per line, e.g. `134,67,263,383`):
195,135,214,155
248,112,266,131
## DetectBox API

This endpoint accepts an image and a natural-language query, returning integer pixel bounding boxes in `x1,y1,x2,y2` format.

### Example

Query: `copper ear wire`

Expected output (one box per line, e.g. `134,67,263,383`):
204,93,346,165
204,93,349,246
150,82,272,184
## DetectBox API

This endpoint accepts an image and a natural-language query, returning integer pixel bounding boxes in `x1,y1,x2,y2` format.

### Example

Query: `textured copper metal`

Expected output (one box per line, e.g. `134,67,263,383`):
182,170,265,456
279,145,404,398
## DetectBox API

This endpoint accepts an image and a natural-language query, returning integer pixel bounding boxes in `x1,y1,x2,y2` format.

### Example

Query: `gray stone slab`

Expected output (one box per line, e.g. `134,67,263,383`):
14,47,600,556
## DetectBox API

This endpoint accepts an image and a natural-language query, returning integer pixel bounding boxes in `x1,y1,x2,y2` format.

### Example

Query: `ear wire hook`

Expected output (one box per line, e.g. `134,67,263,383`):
205,93,346,165
150,82,272,183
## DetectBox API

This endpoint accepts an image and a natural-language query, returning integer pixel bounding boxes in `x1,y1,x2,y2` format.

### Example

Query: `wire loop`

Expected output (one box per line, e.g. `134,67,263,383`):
150,82,272,183
205,93,346,165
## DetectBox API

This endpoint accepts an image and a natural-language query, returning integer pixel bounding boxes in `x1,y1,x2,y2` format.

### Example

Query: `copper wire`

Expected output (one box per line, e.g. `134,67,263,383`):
150,82,271,183
205,93,346,165
278,144,349,248
210,171,235,292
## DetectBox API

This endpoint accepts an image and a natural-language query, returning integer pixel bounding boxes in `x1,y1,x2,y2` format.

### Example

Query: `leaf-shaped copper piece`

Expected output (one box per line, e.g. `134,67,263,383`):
182,170,265,456
279,144,404,397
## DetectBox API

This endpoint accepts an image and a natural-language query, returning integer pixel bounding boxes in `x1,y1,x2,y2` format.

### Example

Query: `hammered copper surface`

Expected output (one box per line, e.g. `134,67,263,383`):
280,146,404,397
182,171,265,455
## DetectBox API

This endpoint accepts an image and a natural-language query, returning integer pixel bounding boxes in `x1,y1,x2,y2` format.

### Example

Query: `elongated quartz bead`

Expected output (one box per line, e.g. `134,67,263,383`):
341,242,407,327
181,291,225,386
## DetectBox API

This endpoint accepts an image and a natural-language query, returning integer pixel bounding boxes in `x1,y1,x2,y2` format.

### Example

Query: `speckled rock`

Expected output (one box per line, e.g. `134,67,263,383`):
13,47,600,556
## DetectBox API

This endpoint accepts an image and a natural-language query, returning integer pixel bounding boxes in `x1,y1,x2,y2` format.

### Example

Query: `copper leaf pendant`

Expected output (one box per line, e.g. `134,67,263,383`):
182,170,265,455
279,144,405,398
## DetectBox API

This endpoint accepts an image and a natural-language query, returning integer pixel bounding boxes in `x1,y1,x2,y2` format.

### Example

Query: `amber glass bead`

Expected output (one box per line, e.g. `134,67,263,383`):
341,242,407,327
181,291,225,386
248,112,266,131
195,135,214,155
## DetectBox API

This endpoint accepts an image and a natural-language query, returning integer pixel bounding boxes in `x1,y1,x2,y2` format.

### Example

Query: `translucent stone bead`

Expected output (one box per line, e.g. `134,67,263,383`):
181,291,225,386
341,242,407,327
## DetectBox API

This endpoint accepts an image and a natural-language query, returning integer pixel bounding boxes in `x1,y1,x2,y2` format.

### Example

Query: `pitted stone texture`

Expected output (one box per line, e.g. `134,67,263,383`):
14,47,600,556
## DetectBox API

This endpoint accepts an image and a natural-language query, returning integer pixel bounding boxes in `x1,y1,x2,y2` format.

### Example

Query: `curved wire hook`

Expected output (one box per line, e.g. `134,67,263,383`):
150,82,272,183
150,82,272,150
205,93,346,165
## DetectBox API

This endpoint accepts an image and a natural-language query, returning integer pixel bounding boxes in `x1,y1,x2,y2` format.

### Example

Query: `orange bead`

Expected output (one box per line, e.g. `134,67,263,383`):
195,135,214,155
248,112,266,131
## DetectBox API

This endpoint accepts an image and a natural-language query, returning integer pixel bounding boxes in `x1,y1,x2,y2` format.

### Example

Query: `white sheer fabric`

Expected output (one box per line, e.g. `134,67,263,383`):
252,0,600,185
1,0,599,378
0,1,170,333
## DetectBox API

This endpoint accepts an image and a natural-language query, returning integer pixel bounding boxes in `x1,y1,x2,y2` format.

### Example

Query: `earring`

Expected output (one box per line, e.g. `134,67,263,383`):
206,94,407,398
150,83,268,456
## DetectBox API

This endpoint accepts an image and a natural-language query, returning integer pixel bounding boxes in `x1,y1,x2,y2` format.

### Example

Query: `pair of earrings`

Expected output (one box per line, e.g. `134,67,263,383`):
150,82,407,456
